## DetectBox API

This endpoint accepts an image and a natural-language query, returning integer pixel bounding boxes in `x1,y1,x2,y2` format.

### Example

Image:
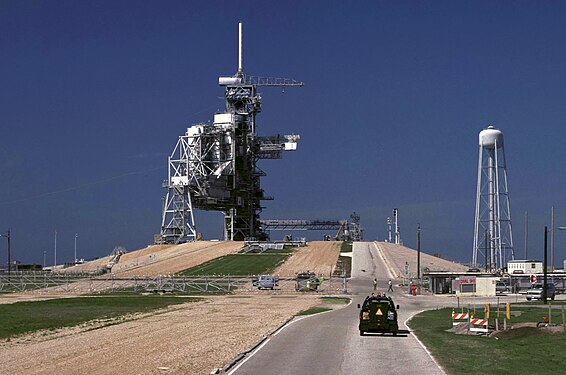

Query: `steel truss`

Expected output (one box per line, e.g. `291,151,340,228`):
473,132,514,270
0,273,348,294
156,24,302,243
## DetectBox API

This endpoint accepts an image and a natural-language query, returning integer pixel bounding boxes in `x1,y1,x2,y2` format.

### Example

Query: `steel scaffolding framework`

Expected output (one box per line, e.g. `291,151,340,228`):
260,214,363,242
156,23,302,244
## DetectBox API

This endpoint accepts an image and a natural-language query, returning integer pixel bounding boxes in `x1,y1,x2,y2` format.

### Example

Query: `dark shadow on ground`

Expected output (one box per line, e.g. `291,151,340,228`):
360,329,411,338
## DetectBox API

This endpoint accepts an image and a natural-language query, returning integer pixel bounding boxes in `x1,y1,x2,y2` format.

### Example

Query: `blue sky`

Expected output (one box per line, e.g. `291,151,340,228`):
1,1,565,267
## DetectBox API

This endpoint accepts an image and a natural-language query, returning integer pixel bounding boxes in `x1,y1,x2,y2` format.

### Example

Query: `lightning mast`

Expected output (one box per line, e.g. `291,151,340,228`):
157,23,303,243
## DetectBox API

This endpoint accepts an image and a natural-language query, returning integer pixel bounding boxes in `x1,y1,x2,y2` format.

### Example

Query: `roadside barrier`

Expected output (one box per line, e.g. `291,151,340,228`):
469,318,489,333
451,311,469,326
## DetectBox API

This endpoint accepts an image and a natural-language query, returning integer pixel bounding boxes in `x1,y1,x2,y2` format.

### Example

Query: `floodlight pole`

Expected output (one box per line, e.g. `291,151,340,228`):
1,230,11,276
551,206,555,271
417,224,421,279
543,226,548,305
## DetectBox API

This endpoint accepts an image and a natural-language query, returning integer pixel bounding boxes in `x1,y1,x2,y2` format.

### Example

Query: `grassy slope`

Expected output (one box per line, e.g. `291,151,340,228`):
408,307,566,374
177,253,291,276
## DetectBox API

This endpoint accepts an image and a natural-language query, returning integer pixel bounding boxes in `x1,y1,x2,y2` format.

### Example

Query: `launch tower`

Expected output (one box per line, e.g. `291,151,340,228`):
156,23,302,243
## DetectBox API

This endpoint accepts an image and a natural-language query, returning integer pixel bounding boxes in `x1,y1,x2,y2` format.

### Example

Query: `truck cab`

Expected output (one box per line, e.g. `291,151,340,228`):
358,294,399,336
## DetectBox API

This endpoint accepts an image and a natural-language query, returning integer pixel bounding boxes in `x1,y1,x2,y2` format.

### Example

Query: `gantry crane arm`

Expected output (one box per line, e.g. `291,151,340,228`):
243,75,304,87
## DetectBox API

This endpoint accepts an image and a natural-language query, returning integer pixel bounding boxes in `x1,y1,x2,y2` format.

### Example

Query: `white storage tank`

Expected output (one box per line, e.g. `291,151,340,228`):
479,125,504,149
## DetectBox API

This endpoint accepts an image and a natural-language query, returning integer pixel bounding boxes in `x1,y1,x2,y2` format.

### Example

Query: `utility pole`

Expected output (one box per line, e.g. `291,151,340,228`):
1,230,11,276
54,230,57,270
417,224,421,279
551,206,555,271
7,230,10,275
74,233,78,264
543,226,548,305
524,211,528,259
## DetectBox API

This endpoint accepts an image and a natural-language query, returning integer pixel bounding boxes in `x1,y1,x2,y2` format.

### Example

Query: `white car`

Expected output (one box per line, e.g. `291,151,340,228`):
526,282,556,301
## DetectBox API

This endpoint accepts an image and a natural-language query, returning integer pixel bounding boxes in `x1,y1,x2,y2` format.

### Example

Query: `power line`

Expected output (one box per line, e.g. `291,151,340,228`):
0,166,164,205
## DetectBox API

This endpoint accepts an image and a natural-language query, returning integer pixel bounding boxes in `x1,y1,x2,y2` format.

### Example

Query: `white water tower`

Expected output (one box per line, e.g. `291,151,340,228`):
472,126,515,271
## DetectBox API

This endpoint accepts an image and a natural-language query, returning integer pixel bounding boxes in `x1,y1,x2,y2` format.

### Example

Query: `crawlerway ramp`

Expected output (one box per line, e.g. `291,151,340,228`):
374,241,468,277
61,241,242,276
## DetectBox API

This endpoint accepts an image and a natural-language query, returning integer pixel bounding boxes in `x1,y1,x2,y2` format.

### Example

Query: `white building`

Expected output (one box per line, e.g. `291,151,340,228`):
453,275,498,297
507,260,543,274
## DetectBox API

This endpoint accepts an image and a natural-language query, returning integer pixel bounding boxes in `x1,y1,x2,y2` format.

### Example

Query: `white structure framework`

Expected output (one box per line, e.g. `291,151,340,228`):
157,23,302,244
472,126,515,270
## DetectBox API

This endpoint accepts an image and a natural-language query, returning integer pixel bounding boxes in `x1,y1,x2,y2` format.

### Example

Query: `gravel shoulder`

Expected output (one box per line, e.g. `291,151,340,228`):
0,295,320,375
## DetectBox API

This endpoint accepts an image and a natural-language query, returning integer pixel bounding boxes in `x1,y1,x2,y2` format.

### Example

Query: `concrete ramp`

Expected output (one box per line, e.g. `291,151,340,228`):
374,241,467,278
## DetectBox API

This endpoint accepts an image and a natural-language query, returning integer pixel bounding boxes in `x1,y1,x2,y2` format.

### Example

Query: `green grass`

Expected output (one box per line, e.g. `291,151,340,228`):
340,241,353,252
0,295,199,339
333,255,352,278
321,297,350,304
177,253,292,276
297,297,350,316
297,306,332,316
408,307,566,374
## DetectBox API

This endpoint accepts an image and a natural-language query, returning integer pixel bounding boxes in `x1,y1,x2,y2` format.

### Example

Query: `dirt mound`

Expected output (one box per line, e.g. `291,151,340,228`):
274,241,341,277
61,241,242,277
112,241,242,276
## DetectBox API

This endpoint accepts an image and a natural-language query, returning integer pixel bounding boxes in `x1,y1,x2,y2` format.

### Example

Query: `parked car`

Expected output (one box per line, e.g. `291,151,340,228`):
252,274,279,290
526,282,556,301
496,282,509,293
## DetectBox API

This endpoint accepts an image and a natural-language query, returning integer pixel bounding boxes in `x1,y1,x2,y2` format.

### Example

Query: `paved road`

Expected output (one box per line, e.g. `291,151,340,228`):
229,242,445,375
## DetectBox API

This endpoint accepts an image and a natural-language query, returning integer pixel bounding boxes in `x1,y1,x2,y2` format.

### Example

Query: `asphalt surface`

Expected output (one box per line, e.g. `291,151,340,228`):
229,242,445,375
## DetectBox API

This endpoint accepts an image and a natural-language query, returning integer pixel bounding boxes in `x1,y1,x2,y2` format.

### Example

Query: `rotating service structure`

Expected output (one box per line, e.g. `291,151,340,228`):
156,23,302,244
472,125,515,271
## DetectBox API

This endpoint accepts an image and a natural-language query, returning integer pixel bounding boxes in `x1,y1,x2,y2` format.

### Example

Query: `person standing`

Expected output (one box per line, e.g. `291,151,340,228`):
373,278,377,291
388,279,393,292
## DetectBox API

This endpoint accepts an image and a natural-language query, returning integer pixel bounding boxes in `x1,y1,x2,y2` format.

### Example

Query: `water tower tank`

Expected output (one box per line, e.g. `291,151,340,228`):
479,125,504,149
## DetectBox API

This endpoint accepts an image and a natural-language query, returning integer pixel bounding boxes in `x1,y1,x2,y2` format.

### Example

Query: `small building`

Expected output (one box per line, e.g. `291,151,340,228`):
453,275,497,297
507,260,542,275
